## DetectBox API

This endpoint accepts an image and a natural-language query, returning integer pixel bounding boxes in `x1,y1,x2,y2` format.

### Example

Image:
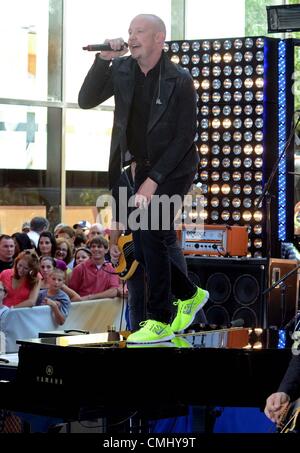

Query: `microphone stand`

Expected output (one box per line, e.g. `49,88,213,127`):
256,114,300,327
262,263,300,328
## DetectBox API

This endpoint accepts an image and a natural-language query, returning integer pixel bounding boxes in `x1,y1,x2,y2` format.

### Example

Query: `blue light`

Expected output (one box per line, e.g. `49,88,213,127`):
277,329,286,349
277,40,287,241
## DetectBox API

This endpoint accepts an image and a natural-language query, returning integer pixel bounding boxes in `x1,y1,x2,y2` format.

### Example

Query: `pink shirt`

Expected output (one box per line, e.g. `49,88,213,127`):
69,259,119,297
0,269,32,307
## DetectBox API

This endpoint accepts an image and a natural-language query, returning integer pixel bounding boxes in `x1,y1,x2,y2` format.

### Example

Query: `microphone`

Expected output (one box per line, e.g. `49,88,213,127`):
82,43,128,51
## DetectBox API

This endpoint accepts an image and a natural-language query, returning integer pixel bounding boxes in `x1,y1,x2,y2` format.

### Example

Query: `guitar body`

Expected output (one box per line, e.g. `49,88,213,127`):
278,397,300,433
114,233,139,280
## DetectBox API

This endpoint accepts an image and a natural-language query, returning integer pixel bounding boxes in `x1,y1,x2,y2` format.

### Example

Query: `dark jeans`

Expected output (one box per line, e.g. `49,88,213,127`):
132,167,199,324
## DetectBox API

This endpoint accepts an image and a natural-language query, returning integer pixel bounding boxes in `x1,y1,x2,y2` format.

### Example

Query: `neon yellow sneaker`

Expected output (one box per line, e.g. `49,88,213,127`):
171,287,209,333
126,341,175,348
126,320,175,344
171,336,192,348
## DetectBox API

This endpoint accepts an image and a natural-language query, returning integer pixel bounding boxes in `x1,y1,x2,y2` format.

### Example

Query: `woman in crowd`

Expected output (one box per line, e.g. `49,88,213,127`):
0,249,41,307
12,232,35,258
36,231,57,258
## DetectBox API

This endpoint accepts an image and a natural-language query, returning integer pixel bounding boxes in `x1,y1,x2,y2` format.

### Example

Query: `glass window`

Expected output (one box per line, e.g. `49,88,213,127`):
185,0,245,39
65,108,113,172
0,1,49,100
0,104,47,170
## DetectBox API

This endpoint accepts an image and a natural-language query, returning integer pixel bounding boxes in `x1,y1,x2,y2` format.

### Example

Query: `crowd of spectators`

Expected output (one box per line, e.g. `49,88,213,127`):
0,217,121,325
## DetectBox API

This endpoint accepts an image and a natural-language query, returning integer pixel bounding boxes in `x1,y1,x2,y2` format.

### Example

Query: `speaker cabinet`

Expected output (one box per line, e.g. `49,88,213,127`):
186,257,268,327
267,258,299,328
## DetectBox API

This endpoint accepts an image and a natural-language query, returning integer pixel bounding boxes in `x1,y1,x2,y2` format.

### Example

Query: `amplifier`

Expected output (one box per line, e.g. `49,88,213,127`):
178,224,248,257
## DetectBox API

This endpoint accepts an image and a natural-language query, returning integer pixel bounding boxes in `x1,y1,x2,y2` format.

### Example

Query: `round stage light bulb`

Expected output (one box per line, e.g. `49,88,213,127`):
223,118,232,129
181,55,190,65
232,184,241,194
242,211,252,221
244,105,253,115
254,239,262,249
212,145,220,154
222,196,230,206
212,132,221,142
212,106,221,116
244,65,254,76
212,66,221,77
244,171,252,181
234,65,243,75
244,157,252,168
211,184,220,194
222,171,230,181
244,51,253,62
244,78,254,88
211,197,219,207
192,54,200,65
234,52,243,62
202,40,210,51
253,224,262,235
244,144,253,155
211,171,220,181
232,198,241,208
223,66,232,76
243,185,252,195
233,145,242,155
200,144,209,154
232,211,241,221
211,157,220,168
171,55,180,64
233,106,242,116
171,42,179,52
253,211,263,222
223,52,232,63
181,41,190,52
245,38,254,48
191,67,200,77
212,118,221,128
234,39,243,49
221,184,230,195
232,171,242,181
211,211,219,221
192,41,200,51
222,145,231,155
221,210,230,221
254,172,263,182
201,79,210,89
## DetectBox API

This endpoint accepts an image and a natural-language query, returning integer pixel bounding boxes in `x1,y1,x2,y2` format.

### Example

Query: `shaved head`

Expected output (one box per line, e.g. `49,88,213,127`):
132,14,166,38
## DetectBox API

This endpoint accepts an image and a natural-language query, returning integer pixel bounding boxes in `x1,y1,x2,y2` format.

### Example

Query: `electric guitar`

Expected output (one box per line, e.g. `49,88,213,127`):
278,397,300,433
113,233,139,281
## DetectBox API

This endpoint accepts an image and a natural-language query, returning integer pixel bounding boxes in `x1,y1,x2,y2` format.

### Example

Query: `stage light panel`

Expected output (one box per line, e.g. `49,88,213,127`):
166,36,294,257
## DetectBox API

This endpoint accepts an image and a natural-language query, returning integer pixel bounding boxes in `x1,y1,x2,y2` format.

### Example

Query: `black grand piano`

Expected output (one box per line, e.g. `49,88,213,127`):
0,326,293,426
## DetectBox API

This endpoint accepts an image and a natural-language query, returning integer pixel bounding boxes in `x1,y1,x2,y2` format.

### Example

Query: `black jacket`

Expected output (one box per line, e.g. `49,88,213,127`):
78,52,199,189
278,354,300,401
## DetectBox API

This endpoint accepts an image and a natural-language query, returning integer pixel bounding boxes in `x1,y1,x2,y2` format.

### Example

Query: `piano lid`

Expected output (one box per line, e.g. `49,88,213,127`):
16,327,290,350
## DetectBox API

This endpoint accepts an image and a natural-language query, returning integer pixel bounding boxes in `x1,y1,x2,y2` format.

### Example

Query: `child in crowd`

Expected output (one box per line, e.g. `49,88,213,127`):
36,268,70,325
39,256,81,301
73,247,92,267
